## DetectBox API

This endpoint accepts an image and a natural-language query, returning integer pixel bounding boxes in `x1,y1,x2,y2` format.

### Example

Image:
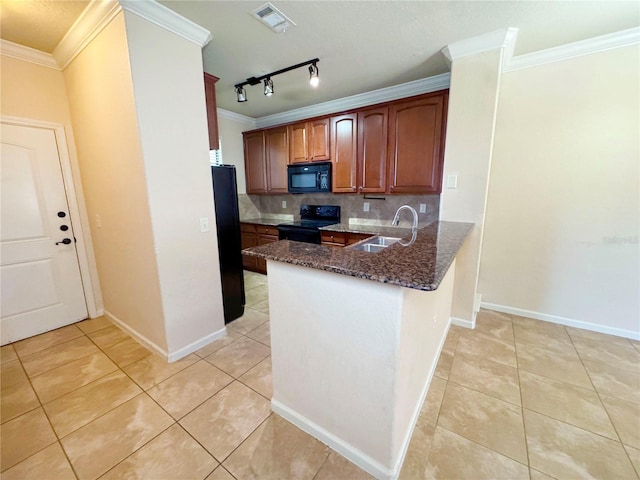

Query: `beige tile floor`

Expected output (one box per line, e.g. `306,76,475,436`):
1,270,639,479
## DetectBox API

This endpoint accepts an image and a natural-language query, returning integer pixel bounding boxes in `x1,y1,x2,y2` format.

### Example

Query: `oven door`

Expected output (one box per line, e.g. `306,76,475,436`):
277,225,321,244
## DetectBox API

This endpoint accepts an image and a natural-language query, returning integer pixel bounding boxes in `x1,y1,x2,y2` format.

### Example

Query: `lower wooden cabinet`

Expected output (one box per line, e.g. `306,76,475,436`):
241,223,277,274
321,231,373,247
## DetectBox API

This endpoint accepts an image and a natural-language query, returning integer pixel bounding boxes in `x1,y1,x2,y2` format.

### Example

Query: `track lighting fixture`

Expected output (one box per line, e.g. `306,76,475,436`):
235,86,247,102
234,58,319,103
264,77,274,96
309,62,319,87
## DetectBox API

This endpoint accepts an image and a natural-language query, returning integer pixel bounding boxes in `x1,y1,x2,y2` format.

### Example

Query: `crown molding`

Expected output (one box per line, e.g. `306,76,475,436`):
217,108,256,126
119,0,212,47
53,0,121,70
504,26,640,73
255,73,451,128
0,39,60,70
441,27,519,64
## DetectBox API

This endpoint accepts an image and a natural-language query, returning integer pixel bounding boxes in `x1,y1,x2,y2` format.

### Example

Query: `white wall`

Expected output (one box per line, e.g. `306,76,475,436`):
439,48,504,326
123,11,225,355
63,13,168,351
217,111,256,195
480,44,640,338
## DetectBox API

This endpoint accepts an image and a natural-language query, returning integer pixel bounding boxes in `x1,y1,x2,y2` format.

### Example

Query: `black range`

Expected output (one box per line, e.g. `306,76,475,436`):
277,205,340,244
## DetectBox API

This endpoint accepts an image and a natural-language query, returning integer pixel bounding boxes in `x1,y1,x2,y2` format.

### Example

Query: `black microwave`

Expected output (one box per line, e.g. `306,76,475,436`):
287,162,332,194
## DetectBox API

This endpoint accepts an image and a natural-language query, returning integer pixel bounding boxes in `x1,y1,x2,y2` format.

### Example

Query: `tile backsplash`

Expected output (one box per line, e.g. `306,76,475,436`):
239,193,440,227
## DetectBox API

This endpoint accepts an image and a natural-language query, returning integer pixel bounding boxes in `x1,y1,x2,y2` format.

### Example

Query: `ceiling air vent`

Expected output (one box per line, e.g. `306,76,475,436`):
251,2,296,33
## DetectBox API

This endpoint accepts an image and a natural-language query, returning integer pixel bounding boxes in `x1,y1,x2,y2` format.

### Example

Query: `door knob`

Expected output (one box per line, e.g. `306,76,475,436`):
56,238,72,245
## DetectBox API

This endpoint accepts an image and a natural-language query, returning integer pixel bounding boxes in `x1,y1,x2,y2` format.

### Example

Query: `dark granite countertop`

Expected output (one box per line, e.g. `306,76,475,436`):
243,221,474,291
240,216,289,227
320,222,420,237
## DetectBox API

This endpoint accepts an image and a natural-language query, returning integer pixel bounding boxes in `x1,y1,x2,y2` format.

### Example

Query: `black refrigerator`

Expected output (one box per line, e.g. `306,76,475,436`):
211,165,245,323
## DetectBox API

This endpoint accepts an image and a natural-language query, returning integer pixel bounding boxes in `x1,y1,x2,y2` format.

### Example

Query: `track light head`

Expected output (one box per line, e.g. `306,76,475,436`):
235,86,247,102
309,63,319,87
264,77,274,96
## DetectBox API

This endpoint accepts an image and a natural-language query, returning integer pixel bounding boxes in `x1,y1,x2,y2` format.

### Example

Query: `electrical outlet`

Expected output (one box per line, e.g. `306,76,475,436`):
200,217,210,232
419,204,426,213
282,200,287,209
363,202,370,212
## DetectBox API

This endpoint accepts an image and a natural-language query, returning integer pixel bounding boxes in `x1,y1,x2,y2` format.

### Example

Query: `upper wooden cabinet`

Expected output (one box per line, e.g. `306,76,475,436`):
265,127,289,193
387,94,447,193
203,73,219,150
288,118,330,164
331,114,358,193
357,107,388,194
243,131,267,194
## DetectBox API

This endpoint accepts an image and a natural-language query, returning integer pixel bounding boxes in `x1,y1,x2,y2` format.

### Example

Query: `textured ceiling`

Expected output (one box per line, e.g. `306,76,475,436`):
2,1,639,119
0,0,88,52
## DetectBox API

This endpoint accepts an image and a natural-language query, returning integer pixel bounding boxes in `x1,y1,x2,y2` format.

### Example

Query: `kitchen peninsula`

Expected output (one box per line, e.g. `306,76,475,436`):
244,221,472,479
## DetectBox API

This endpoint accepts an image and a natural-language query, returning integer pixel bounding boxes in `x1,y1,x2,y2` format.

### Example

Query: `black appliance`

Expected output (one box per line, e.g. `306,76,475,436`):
277,204,340,244
287,162,332,194
211,165,245,323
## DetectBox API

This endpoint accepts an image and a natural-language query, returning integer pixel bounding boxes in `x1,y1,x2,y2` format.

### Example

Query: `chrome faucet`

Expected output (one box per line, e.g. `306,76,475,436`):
392,205,419,231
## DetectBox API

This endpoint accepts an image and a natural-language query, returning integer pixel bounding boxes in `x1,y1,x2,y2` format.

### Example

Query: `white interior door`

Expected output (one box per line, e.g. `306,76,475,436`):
1,123,88,345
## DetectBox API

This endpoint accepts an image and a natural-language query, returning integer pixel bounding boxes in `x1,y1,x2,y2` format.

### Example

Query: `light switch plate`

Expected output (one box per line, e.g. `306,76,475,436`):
200,217,210,232
282,200,287,209
419,204,426,213
363,202,370,212
447,175,458,189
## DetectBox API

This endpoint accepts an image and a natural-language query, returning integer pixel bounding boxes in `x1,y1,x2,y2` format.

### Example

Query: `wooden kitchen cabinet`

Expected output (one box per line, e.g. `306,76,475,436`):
243,131,267,194
240,223,278,274
288,117,331,164
203,73,219,150
357,107,388,193
321,231,373,247
387,93,447,193
240,223,258,271
331,114,358,193
265,127,289,193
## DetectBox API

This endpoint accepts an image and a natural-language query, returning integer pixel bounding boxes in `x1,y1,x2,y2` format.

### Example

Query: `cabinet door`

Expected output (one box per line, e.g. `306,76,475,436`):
243,131,266,193
241,231,257,270
388,94,446,193
203,73,219,150
265,127,289,193
256,236,277,274
288,122,308,164
308,117,331,161
358,107,388,193
331,114,358,193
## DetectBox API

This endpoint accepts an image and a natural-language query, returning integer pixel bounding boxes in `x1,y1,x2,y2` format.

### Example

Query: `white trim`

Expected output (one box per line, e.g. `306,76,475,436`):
441,27,519,63
217,108,256,126
474,293,482,313
166,327,227,362
0,115,102,319
106,309,168,358
255,74,450,128
481,302,640,341
505,26,640,73
0,39,60,70
120,0,212,48
53,0,121,70
272,399,395,480
451,316,476,329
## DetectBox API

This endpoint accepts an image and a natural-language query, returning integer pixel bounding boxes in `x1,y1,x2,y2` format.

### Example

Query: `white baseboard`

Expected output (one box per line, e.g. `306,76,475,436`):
451,315,476,329
271,317,452,480
90,308,105,319
104,310,168,359
166,326,227,362
104,310,229,362
271,399,394,480
480,302,640,341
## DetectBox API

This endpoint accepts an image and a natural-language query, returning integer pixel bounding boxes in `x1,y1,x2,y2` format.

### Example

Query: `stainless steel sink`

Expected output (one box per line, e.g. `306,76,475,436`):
365,236,401,247
348,235,402,253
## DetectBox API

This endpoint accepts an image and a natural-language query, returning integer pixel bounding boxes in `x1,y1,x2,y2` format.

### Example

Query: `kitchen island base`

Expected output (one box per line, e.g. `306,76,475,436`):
266,259,456,480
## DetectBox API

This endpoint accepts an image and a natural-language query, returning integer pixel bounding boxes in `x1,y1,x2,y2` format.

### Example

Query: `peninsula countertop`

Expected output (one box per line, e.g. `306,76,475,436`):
243,221,473,291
